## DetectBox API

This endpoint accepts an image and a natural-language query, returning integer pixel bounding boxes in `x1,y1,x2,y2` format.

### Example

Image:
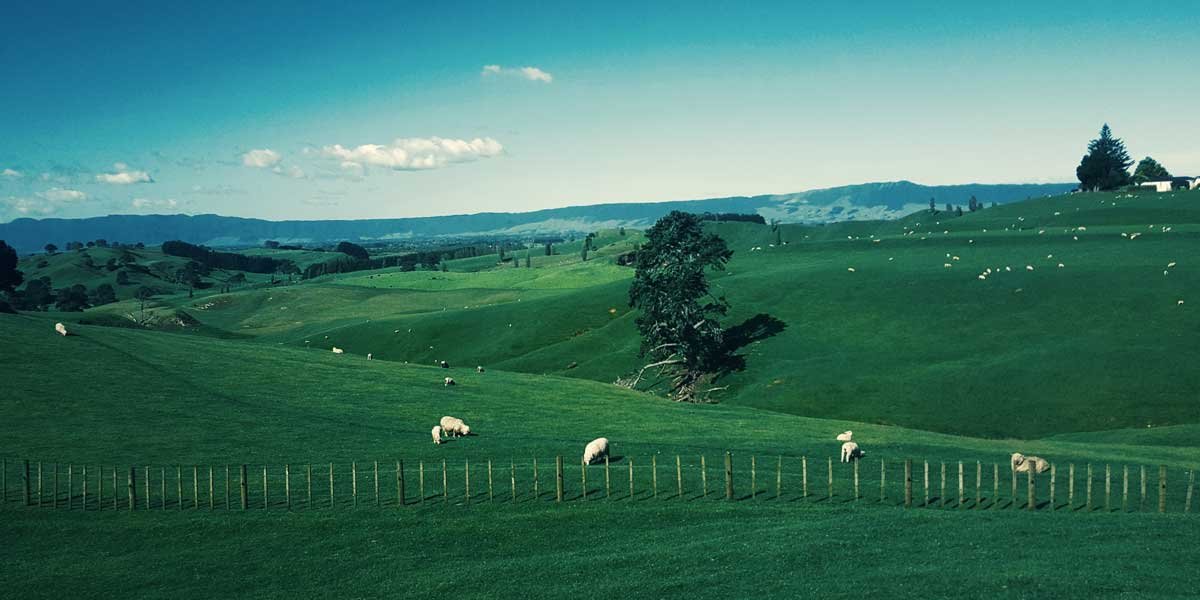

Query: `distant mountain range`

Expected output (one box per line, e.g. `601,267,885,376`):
0,181,1074,252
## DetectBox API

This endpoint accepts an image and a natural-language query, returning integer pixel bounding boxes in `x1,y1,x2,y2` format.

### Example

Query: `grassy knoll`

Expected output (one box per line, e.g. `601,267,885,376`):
169,190,1200,438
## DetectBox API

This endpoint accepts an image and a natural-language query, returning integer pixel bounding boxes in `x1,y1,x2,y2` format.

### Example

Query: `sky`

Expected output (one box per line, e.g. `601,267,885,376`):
1,1,1198,223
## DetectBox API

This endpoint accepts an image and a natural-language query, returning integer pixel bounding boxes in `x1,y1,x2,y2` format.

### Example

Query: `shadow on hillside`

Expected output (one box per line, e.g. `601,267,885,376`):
712,313,787,378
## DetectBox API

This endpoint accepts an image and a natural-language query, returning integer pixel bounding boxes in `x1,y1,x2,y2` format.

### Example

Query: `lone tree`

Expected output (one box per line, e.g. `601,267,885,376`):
1132,156,1171,184
1076,124,1133,191
44,243,58,255
625,211,732,402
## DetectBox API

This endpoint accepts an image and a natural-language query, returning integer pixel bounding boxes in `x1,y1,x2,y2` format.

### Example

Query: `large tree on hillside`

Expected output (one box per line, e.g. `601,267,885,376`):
0,240,23,297
1132,156,1171,184
625,211,733,402
1076,124,1133,191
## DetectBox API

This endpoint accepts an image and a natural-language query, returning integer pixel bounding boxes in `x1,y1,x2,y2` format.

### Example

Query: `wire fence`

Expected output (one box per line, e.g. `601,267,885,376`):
0,455,1194,514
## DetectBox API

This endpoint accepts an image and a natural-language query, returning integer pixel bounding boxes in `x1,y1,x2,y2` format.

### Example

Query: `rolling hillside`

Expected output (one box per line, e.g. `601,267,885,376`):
151,189,1200,439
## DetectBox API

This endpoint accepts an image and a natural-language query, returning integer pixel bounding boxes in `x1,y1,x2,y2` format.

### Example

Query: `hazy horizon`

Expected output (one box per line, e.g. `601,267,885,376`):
2,1,1197,223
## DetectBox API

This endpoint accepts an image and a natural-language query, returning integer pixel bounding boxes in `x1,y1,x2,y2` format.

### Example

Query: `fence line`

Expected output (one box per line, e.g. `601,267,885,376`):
0,457,1194,515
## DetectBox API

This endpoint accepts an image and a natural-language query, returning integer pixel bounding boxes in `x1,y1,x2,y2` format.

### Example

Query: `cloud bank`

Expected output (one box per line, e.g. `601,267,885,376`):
481,64,553,83
242,149,282,168
322,137,503,172
96,163,153,184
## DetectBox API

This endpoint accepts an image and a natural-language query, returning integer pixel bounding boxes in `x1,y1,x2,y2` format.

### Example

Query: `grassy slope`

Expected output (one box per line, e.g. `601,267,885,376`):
2,311,1199,599
178,190,1200,439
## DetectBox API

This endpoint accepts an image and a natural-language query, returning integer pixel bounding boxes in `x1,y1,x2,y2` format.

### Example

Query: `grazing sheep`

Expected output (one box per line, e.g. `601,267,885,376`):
1010,453,1050,474
440,360,449,369
476,366,485,373
582,438,610,465
840,441,864,463
54,322,68,337
836,430,853,442
331,347,344,354
367,353,373,360
440,416,470,437
443,377,456,386
431,425,443,445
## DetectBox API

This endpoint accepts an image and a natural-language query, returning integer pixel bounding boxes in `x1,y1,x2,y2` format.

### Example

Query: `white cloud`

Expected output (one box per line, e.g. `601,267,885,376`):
37,188,88,202
3,196,55,217
96,163,153,184
1,168,21,178
131,198,178,210
272,164,306,179
481,64,553,83
322,137,503,172
242,148,282,168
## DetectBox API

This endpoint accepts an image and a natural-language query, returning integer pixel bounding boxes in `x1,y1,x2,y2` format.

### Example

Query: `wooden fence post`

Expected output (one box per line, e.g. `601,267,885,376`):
127,466,136,511
676,455,683,499
652,455,658,499
352,462,358,508
957,461,963,508
750,456,756,500
145,466,151,510
904,459,912,508
802,456,808,499
628,458,634,500
1185,470,1194,513
1140,465,1147,511
923,461,929,507
701,456,708,497
881,458,887,503
305,465,312,509
555,456,563,503
176,466,182,510
464,459,470,505
285,464,292,510
1122,466,1129,512
853,459,860,501
533,458,539,500
66,464,73,510
1105,464,1111,512
262,466,268,510
398,460,406,507
827,457,833,501
22,460,30,506
1158,465,1167,514
208,466,213,510
975,462,982,508
940,462,946,507
193,466,199,509
240,464,248,510
488,460,494,503
1086,464,1093,511
724,452,733,501
581,461,587,502
330,463,336,509
375,461,380,507
1027,469,1035,511
604,457,610,500
1068,463,1075,509
514,460,519,502
776,456,782,499
1050,464,1056,511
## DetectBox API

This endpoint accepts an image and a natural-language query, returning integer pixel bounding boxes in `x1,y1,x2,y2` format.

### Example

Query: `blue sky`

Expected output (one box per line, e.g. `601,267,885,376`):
1,1,1197,222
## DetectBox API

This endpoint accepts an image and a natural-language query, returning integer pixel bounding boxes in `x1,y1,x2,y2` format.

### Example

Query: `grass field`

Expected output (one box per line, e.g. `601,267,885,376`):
4,191,1200,597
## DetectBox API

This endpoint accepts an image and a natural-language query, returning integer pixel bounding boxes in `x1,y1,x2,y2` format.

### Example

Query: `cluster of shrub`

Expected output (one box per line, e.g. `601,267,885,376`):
162,240,298,275
697,213,767,225
4,276,141,312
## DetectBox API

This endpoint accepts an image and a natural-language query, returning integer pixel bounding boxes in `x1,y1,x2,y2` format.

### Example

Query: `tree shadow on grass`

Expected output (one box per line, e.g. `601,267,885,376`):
712,313,787,379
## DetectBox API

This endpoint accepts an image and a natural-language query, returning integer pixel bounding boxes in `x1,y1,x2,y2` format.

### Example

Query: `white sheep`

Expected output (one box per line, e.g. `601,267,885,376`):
54,322,68,337
444,377,456,386
836,430,853,442
582,438,610,465
431,425,443,445
476,366,485,373
440,360,449,369
367,353,373,360
1010,452,1050,474
440,416,470,437
331,347,344,354
840,441,864,463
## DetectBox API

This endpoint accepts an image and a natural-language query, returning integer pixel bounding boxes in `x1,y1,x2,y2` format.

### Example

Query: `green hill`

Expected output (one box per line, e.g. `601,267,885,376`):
165,189,1200,439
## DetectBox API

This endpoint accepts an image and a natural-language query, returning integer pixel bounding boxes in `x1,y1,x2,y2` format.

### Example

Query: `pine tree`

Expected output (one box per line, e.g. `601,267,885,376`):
1076,124,1134,191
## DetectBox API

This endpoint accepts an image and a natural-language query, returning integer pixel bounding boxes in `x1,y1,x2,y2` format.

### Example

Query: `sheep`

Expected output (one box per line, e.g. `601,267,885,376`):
54,322,68,337
431,425,443,445
367,353,373,360
440,416,470,437
1010,453,1050,474
476,366,485,373
440,360,449,369
331,347,344,354
836,430,853,442
840,441,864,463
582,438,610,465
444,377,456,386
